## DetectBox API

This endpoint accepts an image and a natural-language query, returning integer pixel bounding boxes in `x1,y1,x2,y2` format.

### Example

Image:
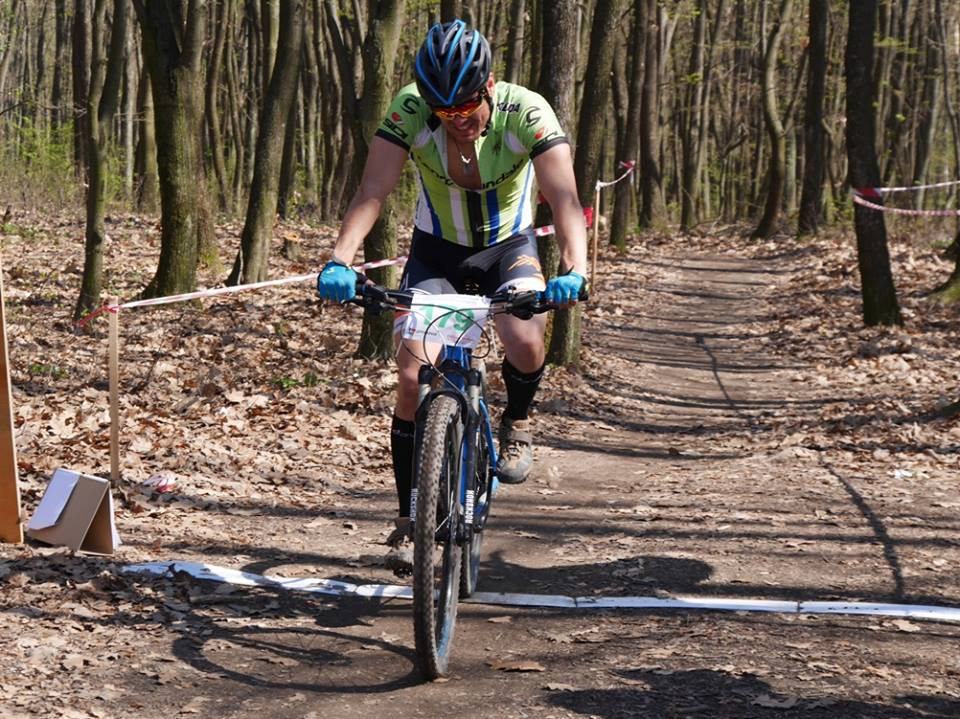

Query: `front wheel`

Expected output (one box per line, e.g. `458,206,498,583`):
412,395,463,680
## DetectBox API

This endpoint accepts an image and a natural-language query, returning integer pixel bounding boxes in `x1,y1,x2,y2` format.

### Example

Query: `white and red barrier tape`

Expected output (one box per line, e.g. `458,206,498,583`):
852,191,960,217
855,179,960,195
75,256,409,327
596,160,636,190
851,180,960,216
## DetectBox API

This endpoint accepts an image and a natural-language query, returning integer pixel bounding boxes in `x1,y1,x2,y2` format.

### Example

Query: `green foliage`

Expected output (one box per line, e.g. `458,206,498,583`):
28,363,69,380
0,117,78,207
271,372,325,391
934,276,960,305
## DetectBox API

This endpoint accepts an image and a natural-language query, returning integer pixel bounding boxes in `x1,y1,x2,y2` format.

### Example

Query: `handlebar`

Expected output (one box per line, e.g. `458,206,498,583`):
347,275,588,319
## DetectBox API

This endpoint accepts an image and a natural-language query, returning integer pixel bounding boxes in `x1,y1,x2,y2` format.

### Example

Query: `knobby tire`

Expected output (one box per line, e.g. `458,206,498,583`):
412,395,463,680
460,358,490,598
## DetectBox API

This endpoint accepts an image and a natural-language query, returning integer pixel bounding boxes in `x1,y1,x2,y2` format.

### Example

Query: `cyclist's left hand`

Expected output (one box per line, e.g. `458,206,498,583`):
544,271,587,305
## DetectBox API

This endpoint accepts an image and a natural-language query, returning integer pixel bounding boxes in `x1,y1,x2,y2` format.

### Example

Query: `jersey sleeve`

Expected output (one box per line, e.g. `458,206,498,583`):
517,90,569,159
374,84,426,152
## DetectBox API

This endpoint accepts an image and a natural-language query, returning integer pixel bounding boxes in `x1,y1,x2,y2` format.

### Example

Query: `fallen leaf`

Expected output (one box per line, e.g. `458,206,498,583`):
890,619,922,633
488,659,546,672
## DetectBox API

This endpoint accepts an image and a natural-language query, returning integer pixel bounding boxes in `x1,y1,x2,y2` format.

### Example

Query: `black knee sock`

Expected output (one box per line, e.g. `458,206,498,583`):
502,359,545,421
390,416,415,517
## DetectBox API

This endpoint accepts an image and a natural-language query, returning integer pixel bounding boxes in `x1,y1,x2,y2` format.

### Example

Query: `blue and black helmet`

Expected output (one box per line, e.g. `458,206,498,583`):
414,20,491,108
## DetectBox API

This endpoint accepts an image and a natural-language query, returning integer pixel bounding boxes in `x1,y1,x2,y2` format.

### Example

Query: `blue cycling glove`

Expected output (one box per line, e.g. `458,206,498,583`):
317,260,358,303
544,271,587,305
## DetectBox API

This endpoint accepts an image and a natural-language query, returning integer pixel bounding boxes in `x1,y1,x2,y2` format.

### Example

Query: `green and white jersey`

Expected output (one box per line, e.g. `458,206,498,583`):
375,81,568,248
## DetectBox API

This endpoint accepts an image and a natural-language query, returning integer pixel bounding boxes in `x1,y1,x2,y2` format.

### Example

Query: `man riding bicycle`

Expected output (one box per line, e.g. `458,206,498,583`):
317,20,588,574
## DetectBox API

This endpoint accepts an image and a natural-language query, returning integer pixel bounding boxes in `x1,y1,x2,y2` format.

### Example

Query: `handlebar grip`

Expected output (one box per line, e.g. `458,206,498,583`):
579,284,589,303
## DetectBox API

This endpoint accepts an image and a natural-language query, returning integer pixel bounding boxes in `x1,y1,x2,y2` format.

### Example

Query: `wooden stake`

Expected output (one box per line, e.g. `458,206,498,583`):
0,252,23,543
109,296,120,487
590,186,601,293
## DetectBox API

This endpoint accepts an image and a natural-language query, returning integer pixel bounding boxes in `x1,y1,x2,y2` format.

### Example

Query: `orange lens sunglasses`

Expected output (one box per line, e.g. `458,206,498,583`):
431,92,485,120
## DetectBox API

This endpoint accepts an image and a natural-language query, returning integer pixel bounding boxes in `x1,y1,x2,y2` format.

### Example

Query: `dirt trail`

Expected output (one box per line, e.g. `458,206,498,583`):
4,246,960,718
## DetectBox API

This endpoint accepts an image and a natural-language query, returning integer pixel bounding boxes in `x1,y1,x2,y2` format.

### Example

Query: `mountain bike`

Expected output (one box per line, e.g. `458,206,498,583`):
350,281,579,679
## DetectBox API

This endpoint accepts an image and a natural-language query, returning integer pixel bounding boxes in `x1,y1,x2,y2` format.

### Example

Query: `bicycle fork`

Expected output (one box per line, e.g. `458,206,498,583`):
409,362,485,547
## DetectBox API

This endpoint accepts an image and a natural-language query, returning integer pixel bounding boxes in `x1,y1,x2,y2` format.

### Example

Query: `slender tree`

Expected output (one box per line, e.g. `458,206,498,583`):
846,0,902,326
751,0,795,239
205,0,232,212
798,0,827,235
51,0,70,128
638,0,664,228
353,0,406,359
504,0,525,84
610,0,643,250
71,0,90,172
536,0,578,279
228,0,304,284
74,0,128,320
680,0,707,231
550,0,624,366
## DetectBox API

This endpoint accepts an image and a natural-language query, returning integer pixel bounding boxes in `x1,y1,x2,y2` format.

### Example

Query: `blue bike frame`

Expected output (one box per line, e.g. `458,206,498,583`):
414,344,498,538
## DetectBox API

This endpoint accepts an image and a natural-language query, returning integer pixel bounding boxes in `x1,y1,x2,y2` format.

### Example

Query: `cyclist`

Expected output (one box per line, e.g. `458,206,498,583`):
317,19,588,574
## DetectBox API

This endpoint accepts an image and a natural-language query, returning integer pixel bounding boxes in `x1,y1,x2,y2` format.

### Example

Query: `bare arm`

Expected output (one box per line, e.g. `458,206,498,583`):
532,143,588,277
329,136,409,264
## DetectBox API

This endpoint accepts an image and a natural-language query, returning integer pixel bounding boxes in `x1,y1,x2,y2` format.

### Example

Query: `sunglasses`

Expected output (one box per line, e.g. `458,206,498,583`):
431,90,486,120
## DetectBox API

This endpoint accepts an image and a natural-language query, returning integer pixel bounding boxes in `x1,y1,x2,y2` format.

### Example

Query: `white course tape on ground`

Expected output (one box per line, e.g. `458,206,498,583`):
121,560,960,624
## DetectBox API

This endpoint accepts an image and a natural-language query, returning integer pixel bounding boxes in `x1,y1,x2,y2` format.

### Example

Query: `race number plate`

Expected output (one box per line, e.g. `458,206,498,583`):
402,294,491,348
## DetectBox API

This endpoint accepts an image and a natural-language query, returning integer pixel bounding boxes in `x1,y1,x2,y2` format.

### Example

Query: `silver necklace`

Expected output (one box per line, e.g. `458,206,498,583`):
452,138,474,175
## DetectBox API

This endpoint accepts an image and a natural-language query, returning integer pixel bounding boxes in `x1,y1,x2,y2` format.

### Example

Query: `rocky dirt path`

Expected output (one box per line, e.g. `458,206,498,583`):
4,244,960,718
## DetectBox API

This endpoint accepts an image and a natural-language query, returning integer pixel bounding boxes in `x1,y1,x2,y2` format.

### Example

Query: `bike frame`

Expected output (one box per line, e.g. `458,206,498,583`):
411,344,497,544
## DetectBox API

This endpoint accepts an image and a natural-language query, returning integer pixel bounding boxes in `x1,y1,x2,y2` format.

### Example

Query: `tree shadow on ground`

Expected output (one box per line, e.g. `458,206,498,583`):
169,596,420,693
477,551,713,597
547,668,960,718
2,554,421,693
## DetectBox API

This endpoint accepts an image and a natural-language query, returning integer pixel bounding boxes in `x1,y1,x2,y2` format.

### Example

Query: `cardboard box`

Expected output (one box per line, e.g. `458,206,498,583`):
26,469,120,555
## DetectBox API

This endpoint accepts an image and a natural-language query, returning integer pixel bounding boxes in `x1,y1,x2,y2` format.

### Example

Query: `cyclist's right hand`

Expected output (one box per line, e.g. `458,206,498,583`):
317,260,358,303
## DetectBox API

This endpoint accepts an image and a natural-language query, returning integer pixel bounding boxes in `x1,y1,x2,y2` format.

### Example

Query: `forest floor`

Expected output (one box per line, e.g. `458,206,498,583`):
1,210,960,718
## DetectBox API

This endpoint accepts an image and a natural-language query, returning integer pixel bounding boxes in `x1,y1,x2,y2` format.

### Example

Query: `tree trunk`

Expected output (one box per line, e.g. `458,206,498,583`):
277,79,299,221
134,0,211,297
0,0,23,109
549,0,623,367
878,0,911,185
798,0,826,235
610,0,643,251
504,0,525,84
123,17,136,201
228,0,304,284
205,0,231,212
74,0,128,321
679,0,707,231
912,15,941,210
301,6,319,208
51,0,70,128
535,0,578,293
71,0,90,173
751,0,795,239
354,0,406,360
440,0,460,22
846,0,902,326
134,59,159,212
933,0,960,297
638,0,664,228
